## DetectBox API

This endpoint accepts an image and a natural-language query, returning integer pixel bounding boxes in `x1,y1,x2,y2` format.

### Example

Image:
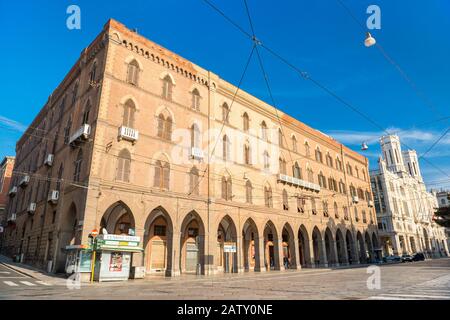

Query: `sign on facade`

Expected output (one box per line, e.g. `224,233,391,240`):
224,242,237,253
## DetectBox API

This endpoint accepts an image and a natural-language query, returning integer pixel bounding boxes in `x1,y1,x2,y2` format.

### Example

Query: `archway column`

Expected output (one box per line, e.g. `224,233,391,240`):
340,237,350,266
254,235,266,272
309,240,317,268
319,239,329,268
168,231,181,277
236,235,245,273
277,236,285,271
331,240,339,267
132,227,145,268
292,235,301,270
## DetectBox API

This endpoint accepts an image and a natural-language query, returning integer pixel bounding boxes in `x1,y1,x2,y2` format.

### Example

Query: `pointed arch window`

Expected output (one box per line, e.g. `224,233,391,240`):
127,60,140,85
334,202,339,218
244,143,251,165
245,180,253,204
123,100,136,128
221,176,232,200
304,141,311,157
72,82,79,105
261,121,268,141
344,206,349,220
116,149,131,182
73,149,83,182
297,197,305,213
293,162,302,179
222,103,230,123
191,123,201,148
82,100,91,125
189,166,199,195
162,75,173,100
278,129,284,147
154,160,170,189
263,151,270,170
192,89,200,110
157,114,172,141
322,200,329,217
222,135,230,161
264,186,273,208
311,198,317,215
315,147,323,163
279,157,287,175
292,136,297,152
282,189,289,211
307,168,314,183
89,61,97,84
243,112,249,131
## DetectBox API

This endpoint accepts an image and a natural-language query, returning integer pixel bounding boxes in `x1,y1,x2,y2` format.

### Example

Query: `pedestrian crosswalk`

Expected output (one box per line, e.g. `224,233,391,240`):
368,274,450,300
3,280,52,287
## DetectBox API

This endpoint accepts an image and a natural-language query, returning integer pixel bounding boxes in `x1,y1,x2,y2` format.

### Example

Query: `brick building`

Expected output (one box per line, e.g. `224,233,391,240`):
0,156,15,246
2,19,379,275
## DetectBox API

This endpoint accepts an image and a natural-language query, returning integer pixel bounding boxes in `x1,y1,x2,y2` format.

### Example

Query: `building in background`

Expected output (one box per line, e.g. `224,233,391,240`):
370,135,448,258
433,190,450,252
2,19,378,277
0,156,15,248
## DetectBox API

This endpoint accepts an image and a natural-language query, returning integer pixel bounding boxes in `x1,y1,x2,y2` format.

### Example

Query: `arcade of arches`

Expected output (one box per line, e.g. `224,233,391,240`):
95,201,381,277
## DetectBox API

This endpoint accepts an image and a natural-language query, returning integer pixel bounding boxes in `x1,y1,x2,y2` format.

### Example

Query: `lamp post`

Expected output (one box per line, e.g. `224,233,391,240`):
89,229,99,283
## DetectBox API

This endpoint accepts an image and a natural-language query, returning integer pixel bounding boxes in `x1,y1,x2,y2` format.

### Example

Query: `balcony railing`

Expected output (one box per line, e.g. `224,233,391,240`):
69,124,91,146
190,147,204,160
8,186,17,197
118,126,139,143
19,175,30,187
278,174,321,192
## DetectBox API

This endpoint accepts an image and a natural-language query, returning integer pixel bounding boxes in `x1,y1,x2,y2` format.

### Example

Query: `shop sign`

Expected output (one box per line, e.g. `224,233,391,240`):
223,242,237,253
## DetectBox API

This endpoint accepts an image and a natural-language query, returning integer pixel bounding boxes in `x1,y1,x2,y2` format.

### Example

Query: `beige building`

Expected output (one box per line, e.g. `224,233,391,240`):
0,156,15,247
370,135,448,258
2,19,378,276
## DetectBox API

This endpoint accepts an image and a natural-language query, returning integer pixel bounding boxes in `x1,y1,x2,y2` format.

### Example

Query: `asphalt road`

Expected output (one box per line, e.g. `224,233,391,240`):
1,258,449,300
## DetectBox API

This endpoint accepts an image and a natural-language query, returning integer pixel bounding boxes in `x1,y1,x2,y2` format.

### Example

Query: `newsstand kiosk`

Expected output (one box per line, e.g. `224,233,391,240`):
64,244,93,282
93,234,143,282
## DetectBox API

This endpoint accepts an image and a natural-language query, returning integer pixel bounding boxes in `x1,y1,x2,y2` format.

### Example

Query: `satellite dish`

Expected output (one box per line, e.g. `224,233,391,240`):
361,142,369,151
102,228,108,235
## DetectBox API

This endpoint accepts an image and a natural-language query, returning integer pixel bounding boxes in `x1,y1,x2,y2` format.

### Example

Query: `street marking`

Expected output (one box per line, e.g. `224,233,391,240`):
35,281,51,286
20,281,36,286
0,271,11,274
3,281,18,287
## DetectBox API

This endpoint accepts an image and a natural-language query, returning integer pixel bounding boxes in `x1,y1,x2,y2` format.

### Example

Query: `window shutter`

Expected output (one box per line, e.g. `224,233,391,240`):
157,115,164,138
154,163,161,187
117,158,124,181
163,164,170,189
124,158,130,182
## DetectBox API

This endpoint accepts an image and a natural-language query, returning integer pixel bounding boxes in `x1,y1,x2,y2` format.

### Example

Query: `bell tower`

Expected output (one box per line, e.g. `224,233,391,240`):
380,135,405,173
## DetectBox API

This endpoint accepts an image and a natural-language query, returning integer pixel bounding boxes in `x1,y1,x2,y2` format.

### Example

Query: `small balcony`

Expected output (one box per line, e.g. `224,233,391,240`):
190,147,204,160
352,196,359,203
8,186,17,197
19,175,30,188
44,154,54,167
278,174,321,192
47,190,60,204
27,203,36,214
69,124,91,147
118,126,139,143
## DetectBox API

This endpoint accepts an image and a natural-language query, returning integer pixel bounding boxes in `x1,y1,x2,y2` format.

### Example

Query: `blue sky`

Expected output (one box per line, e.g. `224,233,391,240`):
0,0,449,189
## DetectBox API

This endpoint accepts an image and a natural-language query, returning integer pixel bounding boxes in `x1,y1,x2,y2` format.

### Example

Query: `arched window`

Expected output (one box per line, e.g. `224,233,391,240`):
311,198,317,215
261,121,268,141
189,166,199,195
243,112,249,131
326,153,333,167
221,176,232,200
192,89,200,110
297,197,305,213
64,116,72,144
263,151,270,170
350,184,356,197
355,166,359,178
116,149,131,182
292,136,297,152
72,82,79,105
279,157,287,175
244,143,251,165
245,180,253,204
264,185,273,208
322,201,329,217
191,123,201,148
318,172,327,188
157,114,172,141
127,60,139,85
82,100,91,125
344,206,349,220
162,75,173,100
282,189,289,210
304,141,310,157
278,129,284,147
307,167,314,183
334,202,339,218
293,162,302,179
222,103,229,123
123,99,135,128
222,135,230,161
347,163,353,175
336,157,342,171
56,164,64,191
354,207,359,222
154,160,170,189
339,179,346,194
315,147,323,163
89,61,97,83
73,149,83,182
362,210,367,223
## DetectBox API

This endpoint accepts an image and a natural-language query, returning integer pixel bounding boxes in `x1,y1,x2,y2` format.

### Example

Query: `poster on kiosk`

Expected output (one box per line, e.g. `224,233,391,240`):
93,234,143,282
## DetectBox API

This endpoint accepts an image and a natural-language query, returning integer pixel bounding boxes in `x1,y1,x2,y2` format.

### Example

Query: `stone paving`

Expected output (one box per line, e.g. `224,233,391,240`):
0,257,449,300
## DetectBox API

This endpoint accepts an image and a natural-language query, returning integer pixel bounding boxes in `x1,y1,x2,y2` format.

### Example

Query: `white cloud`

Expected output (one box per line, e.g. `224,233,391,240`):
0,115,26,132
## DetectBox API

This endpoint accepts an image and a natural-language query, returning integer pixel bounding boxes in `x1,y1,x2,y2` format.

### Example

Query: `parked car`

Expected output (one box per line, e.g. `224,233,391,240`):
401,254,413,262
412,252,425,261
382,255,401,263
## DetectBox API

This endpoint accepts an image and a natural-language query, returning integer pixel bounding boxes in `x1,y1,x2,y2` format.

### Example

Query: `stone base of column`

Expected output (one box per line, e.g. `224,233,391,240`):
166,269,181,277
237,267,245,274
255,266,267,272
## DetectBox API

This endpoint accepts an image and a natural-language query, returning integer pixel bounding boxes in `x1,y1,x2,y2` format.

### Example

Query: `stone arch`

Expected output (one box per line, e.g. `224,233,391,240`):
242,218,261,272
263,220,280,270
364,231,374,262
159,71,176,85
179,210,205,274
298,224,311,267
100,201,136,235
119,95,140,111
324,227,337,266
356,231,366,263
312,226,325,267
124,55,143,70
143,206,174,276
371,232,380,260
217,215,238,273
335,229,347,265
56,202,80,272
346,230,357,264
281,223,298,269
